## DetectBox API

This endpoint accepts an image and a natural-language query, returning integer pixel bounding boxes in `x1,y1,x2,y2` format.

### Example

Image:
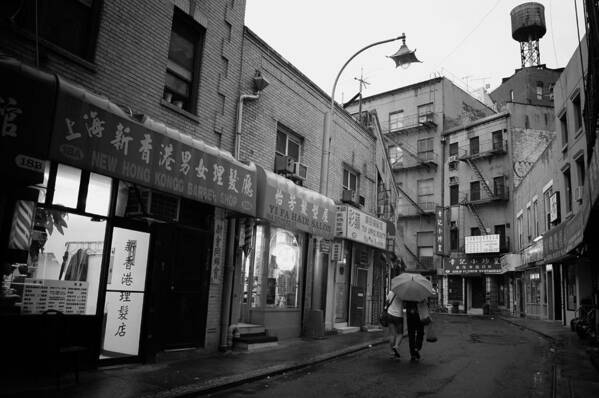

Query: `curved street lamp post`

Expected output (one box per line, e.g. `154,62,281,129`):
319,33,420,195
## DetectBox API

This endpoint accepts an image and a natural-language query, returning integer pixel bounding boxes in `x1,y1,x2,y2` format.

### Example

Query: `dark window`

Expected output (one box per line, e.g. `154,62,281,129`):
576,154,585,186
450,228,459,251
494,225,507,251
469,137,479,155
492,131,503,151
470,181,480,201
572,94,582,133
164,8,205,113
448,276,462,301
450,184,459,205
494,176,505,197
563,167,572,213
560,112,568,148
14,0,102,60
536,81,543,100
470,227,481,236
417,138,434,161
449,142,458,157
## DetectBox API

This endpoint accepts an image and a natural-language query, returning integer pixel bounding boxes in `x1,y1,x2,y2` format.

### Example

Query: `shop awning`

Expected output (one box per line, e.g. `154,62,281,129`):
0,57,56,184
47,72,257,216
543,209,584,263
255,166,335,238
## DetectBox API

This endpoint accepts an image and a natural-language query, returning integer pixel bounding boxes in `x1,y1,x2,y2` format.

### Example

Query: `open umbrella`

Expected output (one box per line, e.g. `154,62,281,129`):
390,273,435,302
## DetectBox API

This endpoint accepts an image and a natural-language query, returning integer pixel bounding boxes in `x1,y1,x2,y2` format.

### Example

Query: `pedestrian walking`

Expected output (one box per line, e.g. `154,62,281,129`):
385,291,403,358
405,300,425,362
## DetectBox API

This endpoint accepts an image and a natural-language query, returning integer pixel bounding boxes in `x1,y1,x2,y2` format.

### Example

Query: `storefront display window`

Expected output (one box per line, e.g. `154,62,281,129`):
566,265,576,311
267,228,301,308
251,225,266,308
52,163,81,208
86,173,112,216
526,271,541,305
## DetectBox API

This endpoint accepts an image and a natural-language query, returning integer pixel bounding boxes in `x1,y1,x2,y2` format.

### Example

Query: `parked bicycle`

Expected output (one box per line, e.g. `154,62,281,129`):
571,304,596,341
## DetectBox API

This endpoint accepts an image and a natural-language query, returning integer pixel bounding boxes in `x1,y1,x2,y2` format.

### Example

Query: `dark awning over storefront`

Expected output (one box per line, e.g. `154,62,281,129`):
0,58,56,184
543,209,584,263
255,166,336,239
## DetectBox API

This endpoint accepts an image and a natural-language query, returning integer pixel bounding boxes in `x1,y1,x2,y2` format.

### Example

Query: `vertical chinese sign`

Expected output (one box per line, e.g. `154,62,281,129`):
101,227,150,358
434,206,446,255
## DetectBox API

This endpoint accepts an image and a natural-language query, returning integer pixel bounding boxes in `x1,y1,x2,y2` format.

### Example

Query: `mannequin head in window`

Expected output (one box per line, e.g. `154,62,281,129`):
269,229,298,273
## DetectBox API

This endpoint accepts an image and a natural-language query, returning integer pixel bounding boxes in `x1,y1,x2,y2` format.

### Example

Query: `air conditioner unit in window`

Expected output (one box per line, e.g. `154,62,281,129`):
274,153,295,174
342,189,356,204
575,186,583,203
448,155,458,163
293,162,307,180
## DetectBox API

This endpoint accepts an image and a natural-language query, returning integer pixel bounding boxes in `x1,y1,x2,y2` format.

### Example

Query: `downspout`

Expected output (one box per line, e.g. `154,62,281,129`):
220,92,261,351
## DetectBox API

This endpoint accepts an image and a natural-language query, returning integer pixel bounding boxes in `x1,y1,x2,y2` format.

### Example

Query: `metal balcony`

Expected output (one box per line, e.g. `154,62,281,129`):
458,139,508,160
397,201,437,217
385,112,438,135
461,186,510,205
391,151,438,170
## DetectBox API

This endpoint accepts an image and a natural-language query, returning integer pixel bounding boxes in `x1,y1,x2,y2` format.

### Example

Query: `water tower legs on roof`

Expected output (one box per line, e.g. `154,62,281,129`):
510,2,547,67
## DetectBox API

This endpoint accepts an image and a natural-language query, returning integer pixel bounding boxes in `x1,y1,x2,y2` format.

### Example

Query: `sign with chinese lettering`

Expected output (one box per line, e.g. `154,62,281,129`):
335,206,387,249
445,254,502,274
49,78,256,216
211,208,226,283
434,206,446,255
0,58,54,184
465,234,500,254
543,209,584,263
256,167,335,238
319,239,331,254
102,291,144,357
331,241,343,261
22,279,88,314
107,228,150,292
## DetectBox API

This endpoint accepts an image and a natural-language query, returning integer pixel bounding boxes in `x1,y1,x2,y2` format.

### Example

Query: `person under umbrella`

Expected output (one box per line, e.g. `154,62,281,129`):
384,290,403,358
391,273,435,362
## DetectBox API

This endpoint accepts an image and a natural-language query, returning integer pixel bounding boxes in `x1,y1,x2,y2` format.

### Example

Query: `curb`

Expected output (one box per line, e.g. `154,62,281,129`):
142,336,388,398
496,316,556,341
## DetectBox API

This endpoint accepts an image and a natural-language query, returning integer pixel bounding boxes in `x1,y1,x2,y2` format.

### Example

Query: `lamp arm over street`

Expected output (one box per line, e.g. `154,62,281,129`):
319,34,408,196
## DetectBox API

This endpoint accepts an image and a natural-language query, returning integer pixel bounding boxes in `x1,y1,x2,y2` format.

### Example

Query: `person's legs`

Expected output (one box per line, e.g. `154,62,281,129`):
388,323,397,350
406,313,417,358
413,320,424,359
393,318,403,349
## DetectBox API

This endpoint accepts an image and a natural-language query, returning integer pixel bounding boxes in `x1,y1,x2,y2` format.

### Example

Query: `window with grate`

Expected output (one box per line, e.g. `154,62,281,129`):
164,8,205,113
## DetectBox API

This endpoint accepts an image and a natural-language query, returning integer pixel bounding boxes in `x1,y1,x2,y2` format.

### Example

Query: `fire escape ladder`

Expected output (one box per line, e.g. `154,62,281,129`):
396,184,425,215
462,201,488,235
464,158,494,198
403,243,423,268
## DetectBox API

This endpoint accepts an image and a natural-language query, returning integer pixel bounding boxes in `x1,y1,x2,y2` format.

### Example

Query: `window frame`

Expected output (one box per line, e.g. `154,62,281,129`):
164,7,206,114
417,137,434,161
469,136,479,156
470,181,480,201
563,166,573,214
342,168,359,193
388,110,404,131
571,92,583,135
559,110,568,151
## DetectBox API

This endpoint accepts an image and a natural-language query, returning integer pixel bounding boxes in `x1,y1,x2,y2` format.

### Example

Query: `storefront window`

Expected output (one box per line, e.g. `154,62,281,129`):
527,272,541,305
52,164,81,208
2,209,106,315
86,172,112,216
566,265,576,310
251,225,266,308
267,228,301,308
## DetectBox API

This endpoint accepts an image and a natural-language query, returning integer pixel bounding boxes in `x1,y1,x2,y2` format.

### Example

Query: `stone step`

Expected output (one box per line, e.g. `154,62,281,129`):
334,325,361,334
231,323,266,336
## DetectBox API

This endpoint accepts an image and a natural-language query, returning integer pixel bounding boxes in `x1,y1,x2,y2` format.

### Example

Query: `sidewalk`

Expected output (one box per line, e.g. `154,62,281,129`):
497,315,599,398
1,330,387,398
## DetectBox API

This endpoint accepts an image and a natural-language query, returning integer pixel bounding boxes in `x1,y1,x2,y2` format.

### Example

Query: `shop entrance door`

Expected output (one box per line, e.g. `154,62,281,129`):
151,224,211,349
349,268,368,327
554,267,562,320
471,277,484,308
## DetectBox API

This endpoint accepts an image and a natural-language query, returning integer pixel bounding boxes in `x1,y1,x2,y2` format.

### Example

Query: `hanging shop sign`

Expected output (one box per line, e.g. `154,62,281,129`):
319,239,331,254
549,191,561,224
465,234,500,254
542,209,584,263
335,205,387,249
445,254,502,275
522,237,543,264
49,78,256,216
434,206,446,255
256,167,336,239
0,58,54,184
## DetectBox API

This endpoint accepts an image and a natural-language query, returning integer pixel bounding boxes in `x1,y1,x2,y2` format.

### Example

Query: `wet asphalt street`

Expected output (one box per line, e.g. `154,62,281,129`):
204,316,554,398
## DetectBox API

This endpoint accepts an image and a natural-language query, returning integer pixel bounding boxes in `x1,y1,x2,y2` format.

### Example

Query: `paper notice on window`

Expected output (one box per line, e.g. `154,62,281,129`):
22,279,88,315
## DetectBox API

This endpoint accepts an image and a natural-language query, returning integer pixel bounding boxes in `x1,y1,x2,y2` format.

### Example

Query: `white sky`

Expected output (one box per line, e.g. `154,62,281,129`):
245,0,587,103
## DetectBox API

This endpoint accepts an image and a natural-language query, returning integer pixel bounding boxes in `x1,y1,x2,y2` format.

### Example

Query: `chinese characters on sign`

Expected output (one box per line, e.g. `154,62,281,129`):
211,208,226,283
50,83,256,216
256,168,335,238
434,206,446,255
22,279,88,314
464,234,500,254
335,205,387,250
445,254,502,274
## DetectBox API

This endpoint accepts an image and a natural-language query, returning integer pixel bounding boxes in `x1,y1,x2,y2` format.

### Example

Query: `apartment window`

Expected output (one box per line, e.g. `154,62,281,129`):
572,93,583,133
494,225,507,252
389,111,404,131
450,227,459,251
417,138,434,161
417,103,434,123
493,176,505,197
449,142,459,157
14,0,102,61
532,199,539,238
469,136,479,156
164,9,205,112
510,90,514,101
389,145,403,165
563,166,572,213
276,127,303,166
450,184,459,206
343,168,359,192
543,186,553,231
526,205,531,242
470,227,481,236
417,178,434,209
517,214,523,250
536,81,544,100
492,131,503,151
559,111,568,150
470,181,480,201
417,231,434,266
575,154,585,187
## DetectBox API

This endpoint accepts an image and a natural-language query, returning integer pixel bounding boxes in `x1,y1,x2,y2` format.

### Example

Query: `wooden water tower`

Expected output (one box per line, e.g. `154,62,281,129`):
510,2,547,67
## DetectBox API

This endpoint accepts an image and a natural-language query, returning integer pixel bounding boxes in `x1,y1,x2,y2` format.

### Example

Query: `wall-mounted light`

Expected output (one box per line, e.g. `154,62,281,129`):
253,70,270,93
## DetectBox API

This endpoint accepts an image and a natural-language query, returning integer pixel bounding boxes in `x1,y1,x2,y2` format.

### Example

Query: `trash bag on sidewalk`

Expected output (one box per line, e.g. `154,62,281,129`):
426,321,438,342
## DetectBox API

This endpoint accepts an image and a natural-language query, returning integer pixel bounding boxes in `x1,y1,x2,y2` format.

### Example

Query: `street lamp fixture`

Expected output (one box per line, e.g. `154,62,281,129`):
319,34,420,195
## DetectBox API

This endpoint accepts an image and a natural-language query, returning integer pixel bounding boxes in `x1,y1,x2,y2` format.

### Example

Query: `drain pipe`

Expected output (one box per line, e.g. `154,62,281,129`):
234,93,260,159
